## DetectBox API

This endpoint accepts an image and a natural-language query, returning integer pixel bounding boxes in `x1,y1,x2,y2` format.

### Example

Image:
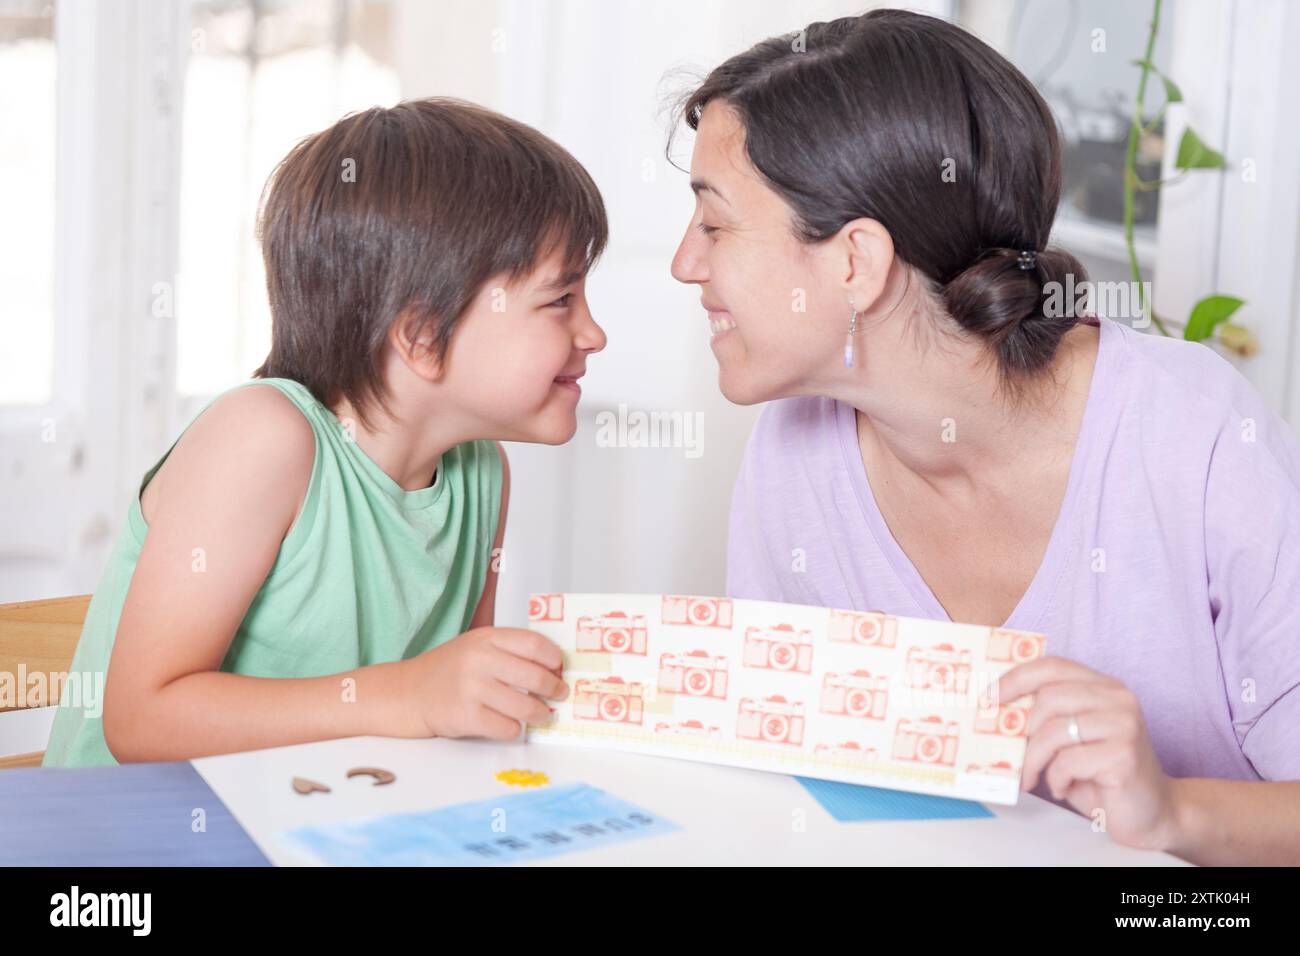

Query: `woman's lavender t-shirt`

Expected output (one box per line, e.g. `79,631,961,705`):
726,317,1300,796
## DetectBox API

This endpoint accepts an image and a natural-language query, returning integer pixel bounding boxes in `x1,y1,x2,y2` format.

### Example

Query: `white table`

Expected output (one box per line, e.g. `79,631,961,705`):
192,735,1189,866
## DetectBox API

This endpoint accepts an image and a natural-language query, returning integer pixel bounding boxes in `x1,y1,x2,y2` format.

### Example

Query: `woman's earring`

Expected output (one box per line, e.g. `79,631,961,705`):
844,309,859,368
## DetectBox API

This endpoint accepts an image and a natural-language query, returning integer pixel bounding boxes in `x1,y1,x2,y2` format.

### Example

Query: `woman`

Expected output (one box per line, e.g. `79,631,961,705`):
669,9,1299,865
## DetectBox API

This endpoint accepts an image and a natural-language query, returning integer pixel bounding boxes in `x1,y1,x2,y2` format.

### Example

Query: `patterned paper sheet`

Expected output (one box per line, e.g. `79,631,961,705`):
526,593,1046,806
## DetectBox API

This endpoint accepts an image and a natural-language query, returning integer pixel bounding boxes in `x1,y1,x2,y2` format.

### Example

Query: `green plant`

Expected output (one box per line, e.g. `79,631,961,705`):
1125,0,1252,352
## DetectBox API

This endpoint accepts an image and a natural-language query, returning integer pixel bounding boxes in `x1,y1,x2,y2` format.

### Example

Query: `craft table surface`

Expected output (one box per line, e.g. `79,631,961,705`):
0,735,1188,865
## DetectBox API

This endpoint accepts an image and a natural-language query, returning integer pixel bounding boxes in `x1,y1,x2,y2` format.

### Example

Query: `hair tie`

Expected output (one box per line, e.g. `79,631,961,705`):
1016,249,1037,270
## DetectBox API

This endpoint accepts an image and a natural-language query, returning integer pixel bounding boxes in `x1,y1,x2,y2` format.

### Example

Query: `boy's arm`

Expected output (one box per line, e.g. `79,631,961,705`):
103,386,419,763
469,442,510,629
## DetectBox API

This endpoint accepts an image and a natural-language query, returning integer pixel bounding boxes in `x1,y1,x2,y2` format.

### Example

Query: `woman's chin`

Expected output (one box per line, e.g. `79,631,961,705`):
713,335,775,406
717,366,771,407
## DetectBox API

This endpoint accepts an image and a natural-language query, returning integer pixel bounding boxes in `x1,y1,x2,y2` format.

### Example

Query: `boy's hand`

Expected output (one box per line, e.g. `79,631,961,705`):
404,627,569,740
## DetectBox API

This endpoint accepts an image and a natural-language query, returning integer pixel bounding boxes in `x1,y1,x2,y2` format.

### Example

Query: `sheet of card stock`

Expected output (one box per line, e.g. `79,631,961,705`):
526,593,1045,805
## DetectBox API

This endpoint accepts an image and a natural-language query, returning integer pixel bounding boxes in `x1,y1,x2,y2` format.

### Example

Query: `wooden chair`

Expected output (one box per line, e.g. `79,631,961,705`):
0,595,90,768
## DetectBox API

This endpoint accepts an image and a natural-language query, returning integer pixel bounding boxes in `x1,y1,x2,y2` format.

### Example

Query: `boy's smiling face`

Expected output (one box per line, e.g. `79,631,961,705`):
425,244,606,445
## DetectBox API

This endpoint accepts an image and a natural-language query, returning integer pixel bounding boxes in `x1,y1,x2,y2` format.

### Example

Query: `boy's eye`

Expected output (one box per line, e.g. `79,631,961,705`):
547,292,575,308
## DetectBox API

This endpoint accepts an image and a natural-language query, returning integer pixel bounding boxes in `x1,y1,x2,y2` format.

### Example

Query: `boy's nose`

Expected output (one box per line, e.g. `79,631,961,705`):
574,305,606,353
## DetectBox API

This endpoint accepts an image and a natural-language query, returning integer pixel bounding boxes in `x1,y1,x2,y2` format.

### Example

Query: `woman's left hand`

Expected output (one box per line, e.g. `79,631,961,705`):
994,656,1183,852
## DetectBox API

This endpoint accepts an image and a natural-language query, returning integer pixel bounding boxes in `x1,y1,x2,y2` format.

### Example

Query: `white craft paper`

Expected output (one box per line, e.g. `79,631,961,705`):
526,593,1045,805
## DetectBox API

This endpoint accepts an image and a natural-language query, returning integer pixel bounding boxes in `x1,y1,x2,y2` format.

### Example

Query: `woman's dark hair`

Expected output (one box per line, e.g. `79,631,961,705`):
672,8,1087,394
254,97,608,429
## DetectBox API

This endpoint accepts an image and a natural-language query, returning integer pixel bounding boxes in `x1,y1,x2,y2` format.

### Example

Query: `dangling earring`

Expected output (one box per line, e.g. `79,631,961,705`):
844,309,859,368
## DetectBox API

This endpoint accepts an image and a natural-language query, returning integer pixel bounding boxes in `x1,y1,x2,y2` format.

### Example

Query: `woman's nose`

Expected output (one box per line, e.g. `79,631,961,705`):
671,226,707,285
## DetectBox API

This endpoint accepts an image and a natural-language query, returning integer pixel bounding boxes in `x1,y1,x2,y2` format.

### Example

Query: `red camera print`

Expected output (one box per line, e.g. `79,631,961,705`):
815,741,879,761
820,670,889,720
658,650,728,699
736,695,805,746
905,643,973,694
529,593,564,622
974,697,1031,737
964,760,1019,778
986,628,1045,664
892,716,960,767
742,624,814,673
661,595,734,628
575,611,648,655
654,719,721,738
573,677,644,725
828,609,898,648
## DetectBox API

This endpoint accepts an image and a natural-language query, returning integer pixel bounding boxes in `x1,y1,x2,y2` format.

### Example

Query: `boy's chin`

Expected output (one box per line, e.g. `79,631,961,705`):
540,421,579,445
525,411,579,446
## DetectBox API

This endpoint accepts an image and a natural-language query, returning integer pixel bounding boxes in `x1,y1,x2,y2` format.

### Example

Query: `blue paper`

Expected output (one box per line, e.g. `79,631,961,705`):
280,782,680,866
795,776,994,821
0,762,270,866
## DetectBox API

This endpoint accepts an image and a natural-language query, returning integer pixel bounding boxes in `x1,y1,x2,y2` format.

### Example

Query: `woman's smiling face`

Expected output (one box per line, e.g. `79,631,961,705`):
671,101,851,405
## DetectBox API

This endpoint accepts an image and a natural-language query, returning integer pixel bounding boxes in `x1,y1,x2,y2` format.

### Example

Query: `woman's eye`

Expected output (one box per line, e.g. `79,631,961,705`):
697,222,720,237
547,292,575,308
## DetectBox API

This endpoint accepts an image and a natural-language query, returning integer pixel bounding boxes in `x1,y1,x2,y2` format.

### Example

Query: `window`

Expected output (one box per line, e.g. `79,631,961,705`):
957,0,1178,282
176,0,400,398
0,0,56,405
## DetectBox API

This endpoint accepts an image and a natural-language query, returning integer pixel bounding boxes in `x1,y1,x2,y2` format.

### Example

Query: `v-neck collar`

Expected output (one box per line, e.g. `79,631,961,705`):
833,317,1120,632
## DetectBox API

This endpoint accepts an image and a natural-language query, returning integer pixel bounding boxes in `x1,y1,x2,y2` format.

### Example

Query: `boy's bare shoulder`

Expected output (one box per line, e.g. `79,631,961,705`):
143,383,315,527
201,382,315,436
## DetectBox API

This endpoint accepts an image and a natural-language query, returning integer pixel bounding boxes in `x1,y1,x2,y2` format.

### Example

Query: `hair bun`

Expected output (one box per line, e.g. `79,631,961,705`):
940,246,1085,382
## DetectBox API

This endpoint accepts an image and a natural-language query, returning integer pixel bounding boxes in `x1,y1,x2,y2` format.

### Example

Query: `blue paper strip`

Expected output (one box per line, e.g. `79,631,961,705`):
280,782,680,866
795,776,994,821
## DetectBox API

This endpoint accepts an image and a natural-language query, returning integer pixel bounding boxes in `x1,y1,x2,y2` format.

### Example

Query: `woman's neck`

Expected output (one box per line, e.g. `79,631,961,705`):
834,320,1099,493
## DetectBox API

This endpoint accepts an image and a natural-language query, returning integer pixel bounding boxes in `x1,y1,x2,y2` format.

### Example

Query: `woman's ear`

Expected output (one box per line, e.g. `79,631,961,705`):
833,217,894,311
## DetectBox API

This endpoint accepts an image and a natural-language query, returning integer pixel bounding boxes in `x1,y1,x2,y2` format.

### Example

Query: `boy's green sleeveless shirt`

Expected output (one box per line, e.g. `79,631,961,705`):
42,378,503,767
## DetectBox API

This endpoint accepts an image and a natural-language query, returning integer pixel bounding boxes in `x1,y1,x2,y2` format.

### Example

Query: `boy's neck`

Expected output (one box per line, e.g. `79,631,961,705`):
327,392,464,493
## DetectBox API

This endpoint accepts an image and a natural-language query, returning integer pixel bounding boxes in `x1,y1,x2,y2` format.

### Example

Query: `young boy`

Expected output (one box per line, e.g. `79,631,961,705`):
43,98,607,766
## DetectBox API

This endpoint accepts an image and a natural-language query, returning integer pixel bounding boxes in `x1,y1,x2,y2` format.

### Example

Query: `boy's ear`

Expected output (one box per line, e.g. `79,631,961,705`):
388,310,445,383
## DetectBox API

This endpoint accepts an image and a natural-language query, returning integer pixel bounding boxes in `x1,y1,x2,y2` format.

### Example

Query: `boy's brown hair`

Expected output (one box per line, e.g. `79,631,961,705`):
253,97,608,429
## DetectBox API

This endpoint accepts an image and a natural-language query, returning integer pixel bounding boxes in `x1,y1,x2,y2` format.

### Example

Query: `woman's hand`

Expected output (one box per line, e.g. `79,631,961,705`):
994,656,1183,852
401,627,569,741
